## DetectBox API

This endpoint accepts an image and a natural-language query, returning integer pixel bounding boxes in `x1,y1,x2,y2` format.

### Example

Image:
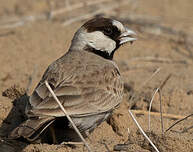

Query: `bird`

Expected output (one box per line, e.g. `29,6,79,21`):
9,17,136,143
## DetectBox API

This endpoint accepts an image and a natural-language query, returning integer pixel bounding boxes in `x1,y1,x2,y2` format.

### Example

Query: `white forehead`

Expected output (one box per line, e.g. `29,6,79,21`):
112,20,125,32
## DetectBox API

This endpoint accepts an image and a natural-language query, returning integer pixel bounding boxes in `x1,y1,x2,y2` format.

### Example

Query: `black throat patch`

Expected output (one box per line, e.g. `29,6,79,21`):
84,43,120,60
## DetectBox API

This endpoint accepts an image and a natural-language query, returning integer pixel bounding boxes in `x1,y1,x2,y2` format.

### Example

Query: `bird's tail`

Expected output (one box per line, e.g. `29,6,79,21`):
9,116,54,142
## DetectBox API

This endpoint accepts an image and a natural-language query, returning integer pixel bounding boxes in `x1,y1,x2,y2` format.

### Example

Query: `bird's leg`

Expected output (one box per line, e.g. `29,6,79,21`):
49,124,57,144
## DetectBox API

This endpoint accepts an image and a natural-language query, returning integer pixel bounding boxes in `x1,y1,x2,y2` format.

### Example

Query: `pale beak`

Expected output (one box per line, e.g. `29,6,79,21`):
119,28,137,45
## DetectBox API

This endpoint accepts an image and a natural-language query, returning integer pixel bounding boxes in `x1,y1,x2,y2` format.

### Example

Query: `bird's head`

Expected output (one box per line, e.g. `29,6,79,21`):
70,17,137,60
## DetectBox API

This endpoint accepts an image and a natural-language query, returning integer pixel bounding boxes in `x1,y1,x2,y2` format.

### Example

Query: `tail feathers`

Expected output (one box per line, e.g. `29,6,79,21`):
9,117,54,142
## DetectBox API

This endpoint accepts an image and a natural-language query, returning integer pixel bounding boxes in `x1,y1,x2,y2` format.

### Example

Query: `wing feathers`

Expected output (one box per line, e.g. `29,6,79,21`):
54,86,81,96
36,95,82,109
9,117,54,140
28,55,123,118
36,83,49,99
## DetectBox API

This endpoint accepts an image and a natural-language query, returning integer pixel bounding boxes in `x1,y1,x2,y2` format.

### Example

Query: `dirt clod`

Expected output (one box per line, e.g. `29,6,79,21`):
2,85,26,100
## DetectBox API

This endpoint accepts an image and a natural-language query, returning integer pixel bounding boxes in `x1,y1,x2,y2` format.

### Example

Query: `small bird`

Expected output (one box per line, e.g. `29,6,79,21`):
9,17,136,143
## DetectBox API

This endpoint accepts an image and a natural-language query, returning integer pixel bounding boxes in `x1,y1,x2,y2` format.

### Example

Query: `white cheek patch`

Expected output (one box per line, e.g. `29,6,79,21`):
81,31,116,54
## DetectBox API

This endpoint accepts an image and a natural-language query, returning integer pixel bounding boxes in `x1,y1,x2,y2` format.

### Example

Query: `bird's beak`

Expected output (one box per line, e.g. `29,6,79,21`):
119,28,137,45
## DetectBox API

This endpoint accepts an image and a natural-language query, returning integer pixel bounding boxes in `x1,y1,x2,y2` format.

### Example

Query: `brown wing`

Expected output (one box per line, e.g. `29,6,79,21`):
9,117,54,141
28,52,124,118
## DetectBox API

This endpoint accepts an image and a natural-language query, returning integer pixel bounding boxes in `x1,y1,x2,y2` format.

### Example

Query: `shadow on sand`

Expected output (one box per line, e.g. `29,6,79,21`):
0,94,29,152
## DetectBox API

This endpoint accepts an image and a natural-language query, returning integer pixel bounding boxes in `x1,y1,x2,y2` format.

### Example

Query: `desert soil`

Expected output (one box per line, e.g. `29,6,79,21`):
0,0,193,152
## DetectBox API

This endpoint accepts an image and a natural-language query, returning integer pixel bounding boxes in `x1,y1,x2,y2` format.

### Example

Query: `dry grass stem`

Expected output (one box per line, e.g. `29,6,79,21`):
165,113,193,132
61,141,84,145
141,68,161,88
128,110,160,152
132,110,185,119
158,90,164,136
148,88,159,131
45,81,92,152
148,74,171,132
159,74,172,90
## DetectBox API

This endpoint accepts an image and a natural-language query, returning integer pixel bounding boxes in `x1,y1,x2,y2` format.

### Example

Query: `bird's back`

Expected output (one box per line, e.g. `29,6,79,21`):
29,50,124,117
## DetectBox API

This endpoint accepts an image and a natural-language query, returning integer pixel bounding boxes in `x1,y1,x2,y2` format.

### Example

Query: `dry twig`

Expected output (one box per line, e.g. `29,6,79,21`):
141,68,161,88
148,74,172,134
45,81,92,152
158,90,164,135
148,88,159,131
128,110,160,152
61,141,84,145
132,110,185,120
165,113,193,133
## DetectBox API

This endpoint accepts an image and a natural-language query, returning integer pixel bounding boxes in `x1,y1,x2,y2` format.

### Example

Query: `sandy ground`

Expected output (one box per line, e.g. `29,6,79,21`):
0,0,193,151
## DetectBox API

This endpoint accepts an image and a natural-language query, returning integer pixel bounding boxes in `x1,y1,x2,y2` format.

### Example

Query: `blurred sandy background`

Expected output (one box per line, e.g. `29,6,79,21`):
0,0,193,151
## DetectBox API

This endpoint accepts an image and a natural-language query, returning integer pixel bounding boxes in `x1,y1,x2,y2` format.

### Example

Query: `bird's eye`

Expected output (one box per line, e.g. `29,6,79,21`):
104,28,113,35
